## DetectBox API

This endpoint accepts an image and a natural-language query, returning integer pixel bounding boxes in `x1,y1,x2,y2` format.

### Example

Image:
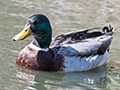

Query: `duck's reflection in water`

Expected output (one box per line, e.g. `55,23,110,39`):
16,64,109,90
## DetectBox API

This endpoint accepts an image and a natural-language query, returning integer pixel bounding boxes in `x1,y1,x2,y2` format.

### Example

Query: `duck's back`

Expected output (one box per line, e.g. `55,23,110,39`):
50,26,113,48
50,25,114,72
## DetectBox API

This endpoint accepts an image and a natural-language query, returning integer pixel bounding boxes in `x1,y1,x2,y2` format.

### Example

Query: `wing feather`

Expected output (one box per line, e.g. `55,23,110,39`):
57,35,113,57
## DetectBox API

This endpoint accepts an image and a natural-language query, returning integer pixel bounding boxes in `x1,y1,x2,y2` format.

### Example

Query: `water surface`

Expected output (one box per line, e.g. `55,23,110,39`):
0,0,120,90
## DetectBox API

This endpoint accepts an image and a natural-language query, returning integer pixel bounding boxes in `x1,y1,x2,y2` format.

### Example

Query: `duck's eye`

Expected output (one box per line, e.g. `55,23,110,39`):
33,21,37,24
33,20,41,24
37,20,41,23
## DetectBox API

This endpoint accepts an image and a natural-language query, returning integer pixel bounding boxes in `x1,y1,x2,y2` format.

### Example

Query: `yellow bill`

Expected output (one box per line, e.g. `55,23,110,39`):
12,24,33,41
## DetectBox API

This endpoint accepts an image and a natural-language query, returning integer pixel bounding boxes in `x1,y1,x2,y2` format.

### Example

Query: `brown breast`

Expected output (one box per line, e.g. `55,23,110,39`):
16,45,65,71
16,45,41,70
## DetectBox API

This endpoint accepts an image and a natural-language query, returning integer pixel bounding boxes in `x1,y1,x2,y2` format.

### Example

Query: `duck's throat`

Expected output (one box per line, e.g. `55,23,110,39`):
30,38,49,51
36,38,51,48
32,38,40,47
33,34,51,48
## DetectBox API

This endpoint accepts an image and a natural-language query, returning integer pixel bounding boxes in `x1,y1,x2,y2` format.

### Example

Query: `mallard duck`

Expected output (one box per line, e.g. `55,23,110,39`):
12,14,114,72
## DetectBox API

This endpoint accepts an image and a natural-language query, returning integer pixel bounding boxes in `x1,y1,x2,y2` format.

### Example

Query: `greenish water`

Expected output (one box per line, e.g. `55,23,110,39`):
0,0,120,90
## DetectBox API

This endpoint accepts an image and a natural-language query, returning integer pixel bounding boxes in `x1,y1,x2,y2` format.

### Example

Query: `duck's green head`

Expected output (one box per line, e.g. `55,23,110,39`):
13,14,52,48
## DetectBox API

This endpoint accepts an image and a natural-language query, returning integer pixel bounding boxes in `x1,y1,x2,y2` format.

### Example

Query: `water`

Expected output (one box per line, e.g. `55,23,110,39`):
0,0,120,90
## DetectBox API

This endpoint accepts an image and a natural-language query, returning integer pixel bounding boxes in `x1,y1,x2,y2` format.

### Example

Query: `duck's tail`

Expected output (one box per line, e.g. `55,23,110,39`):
101,24,114,52
102,24,114,34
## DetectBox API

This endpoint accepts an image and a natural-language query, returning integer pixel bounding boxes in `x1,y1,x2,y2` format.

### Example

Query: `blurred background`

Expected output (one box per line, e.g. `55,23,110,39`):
0,0,120,90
